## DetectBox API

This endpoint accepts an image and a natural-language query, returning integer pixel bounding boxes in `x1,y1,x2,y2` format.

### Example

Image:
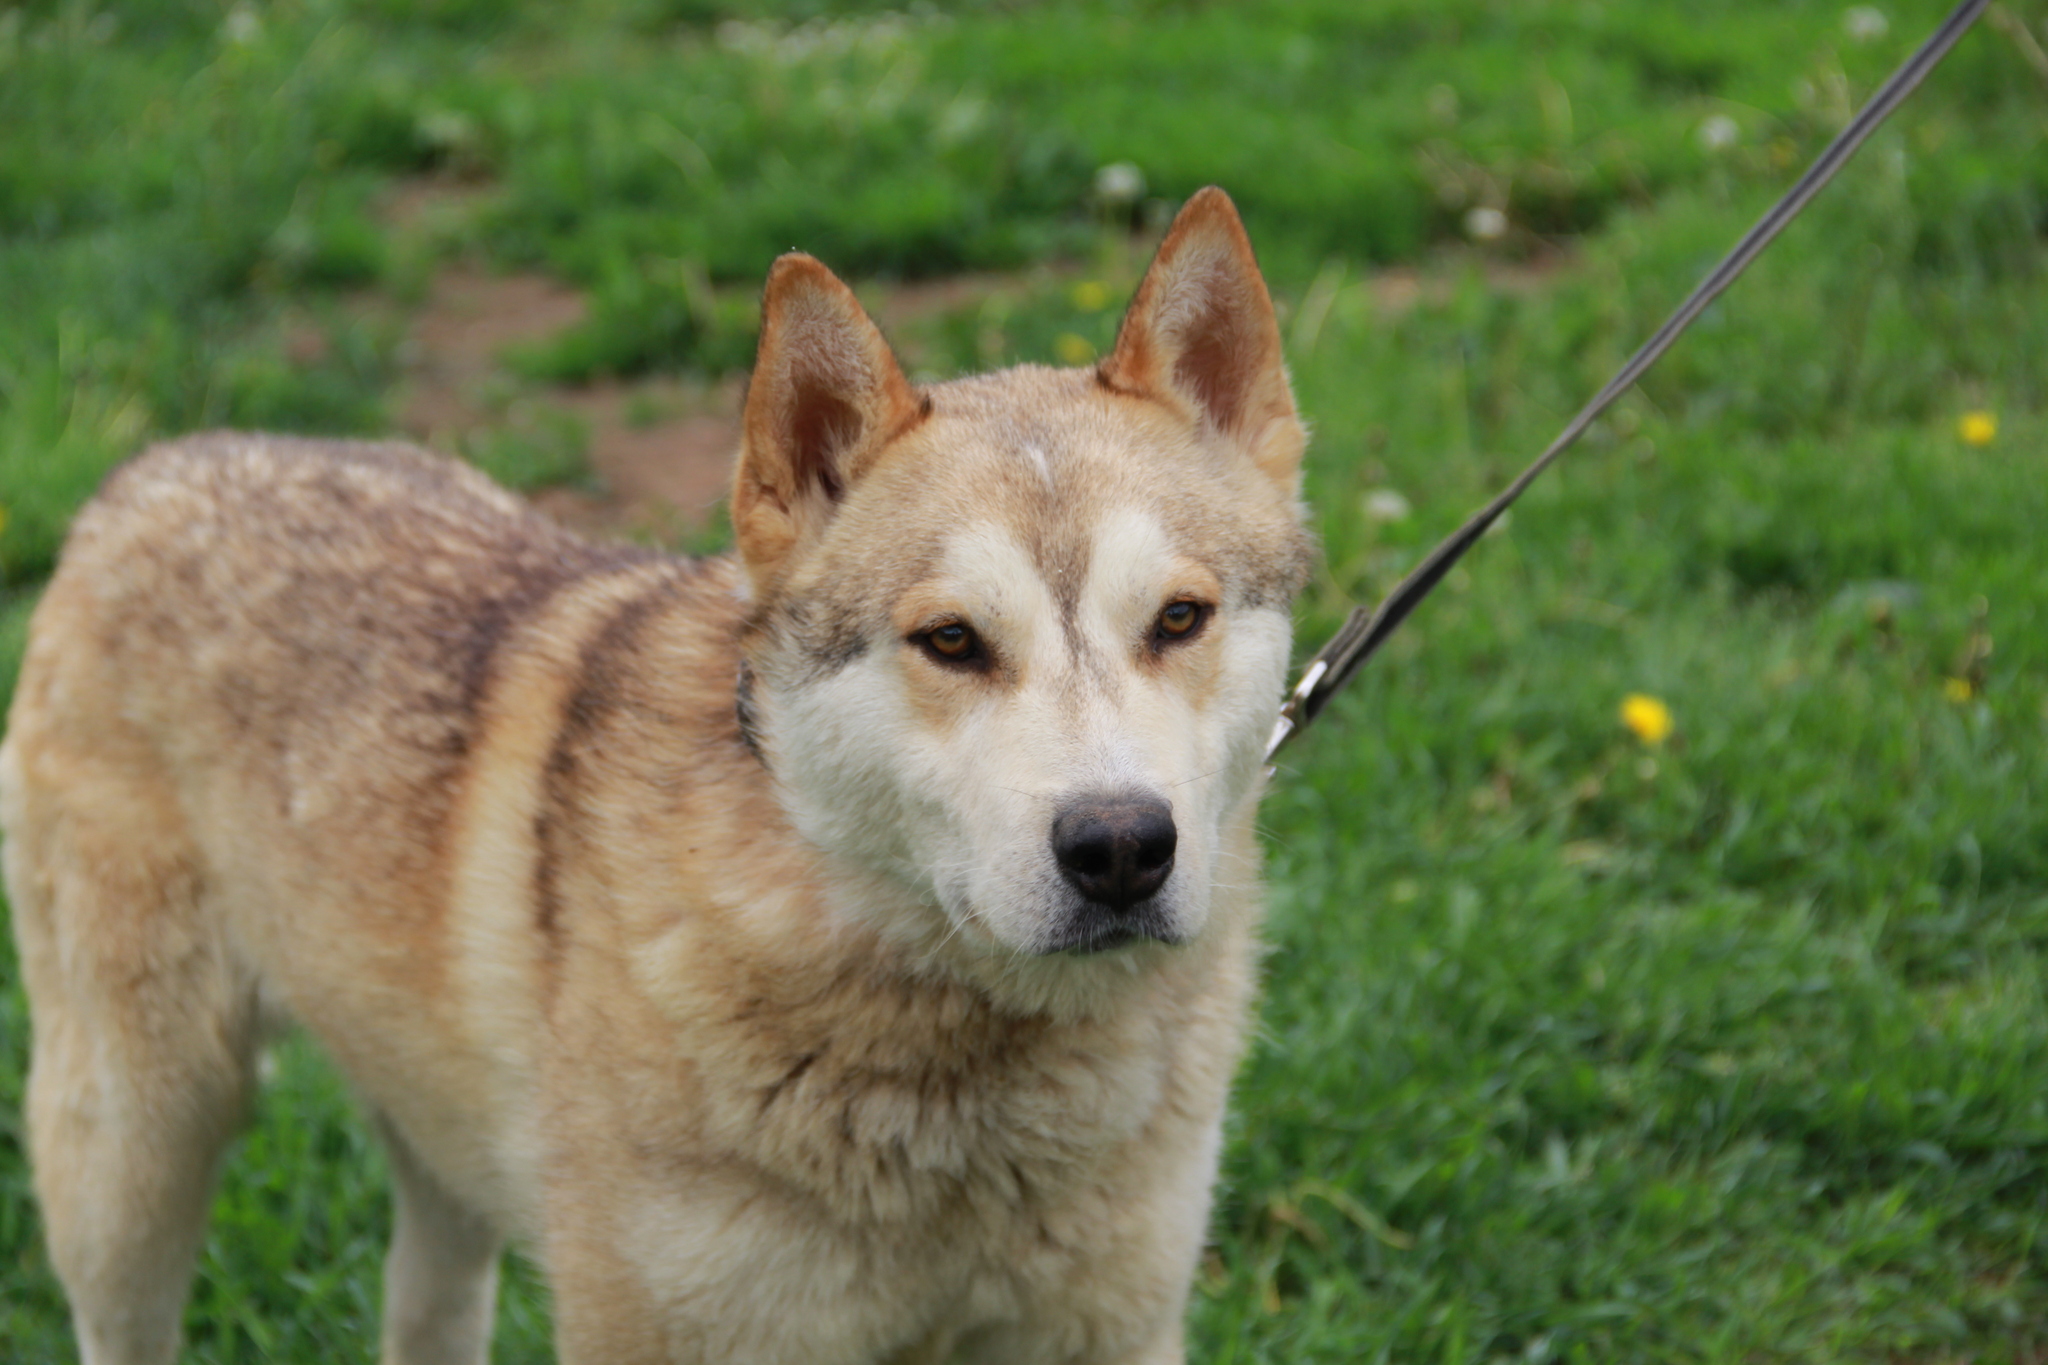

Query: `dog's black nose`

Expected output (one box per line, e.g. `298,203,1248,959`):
1051,795,1177,909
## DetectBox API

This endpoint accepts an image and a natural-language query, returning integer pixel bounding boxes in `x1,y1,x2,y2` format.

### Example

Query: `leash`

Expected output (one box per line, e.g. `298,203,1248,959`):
1266,0,1992,762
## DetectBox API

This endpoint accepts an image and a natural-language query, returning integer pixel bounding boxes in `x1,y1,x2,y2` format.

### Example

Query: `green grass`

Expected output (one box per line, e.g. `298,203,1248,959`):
3,0,2046,1360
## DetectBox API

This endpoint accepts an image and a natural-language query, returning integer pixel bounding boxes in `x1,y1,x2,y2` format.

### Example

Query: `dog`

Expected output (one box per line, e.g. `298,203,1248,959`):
3,186,1313,1364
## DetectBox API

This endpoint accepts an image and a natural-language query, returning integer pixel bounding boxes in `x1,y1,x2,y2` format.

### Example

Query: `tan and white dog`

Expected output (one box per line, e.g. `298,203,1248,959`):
2,187,1314,1364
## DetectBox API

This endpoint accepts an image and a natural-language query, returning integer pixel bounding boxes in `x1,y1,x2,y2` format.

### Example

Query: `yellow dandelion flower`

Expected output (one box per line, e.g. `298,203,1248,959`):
1942,676,1974,703
1070,280,1111,312
1619,693,1674,746
1054,332,1096,366
1958,411,1997,446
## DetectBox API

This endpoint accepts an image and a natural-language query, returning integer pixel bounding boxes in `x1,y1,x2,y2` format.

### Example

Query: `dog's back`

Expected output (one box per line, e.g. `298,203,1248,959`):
1,434,707,1359
15,431,652,804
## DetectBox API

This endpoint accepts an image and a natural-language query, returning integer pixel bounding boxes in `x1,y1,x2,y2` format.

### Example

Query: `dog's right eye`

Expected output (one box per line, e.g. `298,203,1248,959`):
919,622,982,665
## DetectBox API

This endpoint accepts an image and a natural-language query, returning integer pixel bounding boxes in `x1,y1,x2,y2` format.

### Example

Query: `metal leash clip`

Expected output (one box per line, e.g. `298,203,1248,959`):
1264,658,1328,763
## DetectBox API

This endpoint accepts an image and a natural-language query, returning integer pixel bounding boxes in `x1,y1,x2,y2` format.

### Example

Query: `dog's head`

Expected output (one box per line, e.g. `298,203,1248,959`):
733,188,1313,977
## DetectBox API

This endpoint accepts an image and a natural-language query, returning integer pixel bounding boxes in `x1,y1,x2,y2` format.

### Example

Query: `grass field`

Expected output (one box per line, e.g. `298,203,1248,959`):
3,0,2047,1359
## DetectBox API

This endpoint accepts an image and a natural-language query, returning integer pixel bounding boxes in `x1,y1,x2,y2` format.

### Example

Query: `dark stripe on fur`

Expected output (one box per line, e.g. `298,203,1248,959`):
759,1047,824,1113
533,573,691,958
734,658,769,767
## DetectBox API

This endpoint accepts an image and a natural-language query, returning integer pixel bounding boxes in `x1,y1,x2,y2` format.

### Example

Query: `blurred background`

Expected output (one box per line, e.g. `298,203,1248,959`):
2,0,2046,1359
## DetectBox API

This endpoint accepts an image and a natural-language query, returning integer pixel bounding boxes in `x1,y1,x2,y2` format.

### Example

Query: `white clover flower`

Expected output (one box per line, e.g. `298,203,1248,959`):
1844,6,1889,42
223,3,261,45
1463,206,1507,242
716,19,772,54
1093,162,1147,205
1364,489,1412,523
1697,114,1740,152
418,110,479,154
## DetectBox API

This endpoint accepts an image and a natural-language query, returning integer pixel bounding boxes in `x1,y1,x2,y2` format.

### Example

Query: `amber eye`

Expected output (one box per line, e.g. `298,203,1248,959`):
921,622,981,664
1156,601,1206,641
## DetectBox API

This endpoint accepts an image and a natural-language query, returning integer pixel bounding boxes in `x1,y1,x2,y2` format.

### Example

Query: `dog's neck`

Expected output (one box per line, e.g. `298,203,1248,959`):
734,658,767,767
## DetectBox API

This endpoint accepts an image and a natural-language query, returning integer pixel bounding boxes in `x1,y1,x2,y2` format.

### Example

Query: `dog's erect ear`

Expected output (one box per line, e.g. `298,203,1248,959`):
1098,187,1303,491
734,253,922,594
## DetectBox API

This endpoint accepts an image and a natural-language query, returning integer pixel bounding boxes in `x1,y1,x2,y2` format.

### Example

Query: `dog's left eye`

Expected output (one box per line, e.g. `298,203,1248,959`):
920,622,983,665
1155,601,1207,643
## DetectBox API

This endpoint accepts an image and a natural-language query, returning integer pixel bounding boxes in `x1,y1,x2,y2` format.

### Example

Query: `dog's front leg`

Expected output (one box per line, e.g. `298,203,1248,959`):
544,1164,841,1365
375,1116,503,1365
547,1231,676,1365
1103,1318,1185,1365
952,1307,1186,1365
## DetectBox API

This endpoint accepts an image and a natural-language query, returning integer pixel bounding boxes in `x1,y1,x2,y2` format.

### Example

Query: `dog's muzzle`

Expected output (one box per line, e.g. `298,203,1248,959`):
1046,793,1178,952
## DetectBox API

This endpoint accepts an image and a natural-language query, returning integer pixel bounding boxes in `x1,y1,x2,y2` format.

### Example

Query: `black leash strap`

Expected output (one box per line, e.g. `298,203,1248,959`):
1267,0,1991,762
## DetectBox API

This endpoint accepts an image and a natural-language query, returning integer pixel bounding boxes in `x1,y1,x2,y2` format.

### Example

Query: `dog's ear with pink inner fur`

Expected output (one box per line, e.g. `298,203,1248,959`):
1098,187,1304,492
733,253,923,596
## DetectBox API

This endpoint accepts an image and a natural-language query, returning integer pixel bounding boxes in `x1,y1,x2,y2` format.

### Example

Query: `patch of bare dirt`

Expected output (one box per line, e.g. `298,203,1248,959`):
1360,249,1573,316
366,177,1577,547
380,257,1091,546
398,265,587,435
528,379,745,540
392,262,743,544
863,266,1082,333
379,177,498,235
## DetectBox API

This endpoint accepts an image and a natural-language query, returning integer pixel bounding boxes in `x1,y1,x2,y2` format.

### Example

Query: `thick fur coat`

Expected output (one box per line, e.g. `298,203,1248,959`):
3,188,1313,1363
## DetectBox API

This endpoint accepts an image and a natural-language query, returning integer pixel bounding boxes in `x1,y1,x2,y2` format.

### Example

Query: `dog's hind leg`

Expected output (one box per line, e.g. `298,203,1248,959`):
376,1115,503,1365
4,756,258,1365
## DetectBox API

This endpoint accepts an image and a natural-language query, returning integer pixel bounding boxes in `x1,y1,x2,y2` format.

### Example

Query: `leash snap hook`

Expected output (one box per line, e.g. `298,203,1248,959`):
1265,657,1328,763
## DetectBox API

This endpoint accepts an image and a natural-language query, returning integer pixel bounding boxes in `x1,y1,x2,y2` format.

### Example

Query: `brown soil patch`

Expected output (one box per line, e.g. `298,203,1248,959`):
392,262,742,544
863,265,1084,333
368,177,1574,546
1361,249,1573,315
529,379,745,540
380,177,499,235
399,265,587,436
381,257,1091,546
